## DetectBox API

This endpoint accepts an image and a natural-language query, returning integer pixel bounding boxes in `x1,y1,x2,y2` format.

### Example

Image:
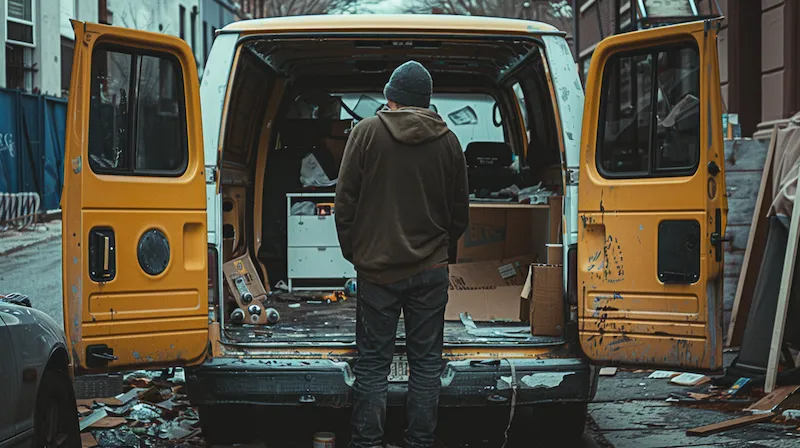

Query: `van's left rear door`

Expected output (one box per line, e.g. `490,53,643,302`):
62,21,208,372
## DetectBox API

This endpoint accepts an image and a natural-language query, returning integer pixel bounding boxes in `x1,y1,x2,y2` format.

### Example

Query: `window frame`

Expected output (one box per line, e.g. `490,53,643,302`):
595,41,702,180
6,0,36,47
87,43,189,178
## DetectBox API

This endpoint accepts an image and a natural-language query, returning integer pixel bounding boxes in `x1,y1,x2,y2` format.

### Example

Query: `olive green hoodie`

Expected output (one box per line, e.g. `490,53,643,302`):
335,107,469,285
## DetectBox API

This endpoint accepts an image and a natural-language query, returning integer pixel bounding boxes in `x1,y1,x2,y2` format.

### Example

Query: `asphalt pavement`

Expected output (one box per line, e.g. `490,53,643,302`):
3,233,800,447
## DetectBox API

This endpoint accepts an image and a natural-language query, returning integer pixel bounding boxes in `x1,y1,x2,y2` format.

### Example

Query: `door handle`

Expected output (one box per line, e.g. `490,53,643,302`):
710,208,730,262
89,227,116,282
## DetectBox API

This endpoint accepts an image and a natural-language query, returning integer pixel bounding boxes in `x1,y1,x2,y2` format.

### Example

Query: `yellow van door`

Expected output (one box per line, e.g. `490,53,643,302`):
61,21,208,372
578,20,726,370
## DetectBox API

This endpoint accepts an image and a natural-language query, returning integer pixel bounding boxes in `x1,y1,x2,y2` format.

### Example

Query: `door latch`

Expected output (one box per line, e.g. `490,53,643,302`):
86,344,118,368
711,208,730,262
89,227,116,282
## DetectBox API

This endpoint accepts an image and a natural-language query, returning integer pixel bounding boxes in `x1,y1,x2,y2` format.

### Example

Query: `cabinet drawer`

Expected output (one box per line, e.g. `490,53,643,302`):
287,215,340,247
288,247,356,279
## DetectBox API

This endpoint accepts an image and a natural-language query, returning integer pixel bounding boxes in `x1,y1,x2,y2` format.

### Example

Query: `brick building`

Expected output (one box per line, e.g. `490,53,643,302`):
574,0,800,137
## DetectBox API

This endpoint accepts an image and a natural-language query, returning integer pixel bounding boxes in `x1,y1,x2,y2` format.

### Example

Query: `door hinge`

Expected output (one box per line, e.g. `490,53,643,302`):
205,166,217,184
567,169,579,186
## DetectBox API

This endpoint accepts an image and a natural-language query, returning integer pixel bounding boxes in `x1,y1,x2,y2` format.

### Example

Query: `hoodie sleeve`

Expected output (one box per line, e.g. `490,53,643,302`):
448,133,470,246
335,123,365,263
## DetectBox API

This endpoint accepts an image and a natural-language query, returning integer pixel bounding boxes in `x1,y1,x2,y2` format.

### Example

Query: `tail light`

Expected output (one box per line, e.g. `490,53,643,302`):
208,244,219,307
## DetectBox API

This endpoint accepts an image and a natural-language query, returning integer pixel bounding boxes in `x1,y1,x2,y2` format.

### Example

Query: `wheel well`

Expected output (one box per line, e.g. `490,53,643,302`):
46,346,72,376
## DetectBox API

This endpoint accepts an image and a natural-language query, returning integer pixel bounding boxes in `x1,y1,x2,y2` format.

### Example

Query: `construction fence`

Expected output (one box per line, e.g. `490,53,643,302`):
0,89,67,229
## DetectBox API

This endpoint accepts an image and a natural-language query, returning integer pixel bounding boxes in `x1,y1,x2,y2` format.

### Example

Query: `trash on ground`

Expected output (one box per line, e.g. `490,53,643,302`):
599,367,617,376
746,385,800,413
648,370,681,379
783,409,800,420
80,432,98,448
726,377,753,396
686,412,776,436
77,371,204,447
670,372,710,386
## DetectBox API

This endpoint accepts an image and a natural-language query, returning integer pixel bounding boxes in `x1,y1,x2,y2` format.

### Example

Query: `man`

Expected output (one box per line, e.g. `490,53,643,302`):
335,60,469,448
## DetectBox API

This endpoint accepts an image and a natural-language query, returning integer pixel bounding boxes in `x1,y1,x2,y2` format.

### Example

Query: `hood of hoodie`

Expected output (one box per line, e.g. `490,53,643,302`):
377,107,450,145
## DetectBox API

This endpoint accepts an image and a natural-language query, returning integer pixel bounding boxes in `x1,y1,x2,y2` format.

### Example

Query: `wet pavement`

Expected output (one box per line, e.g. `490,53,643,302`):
4,236,800,447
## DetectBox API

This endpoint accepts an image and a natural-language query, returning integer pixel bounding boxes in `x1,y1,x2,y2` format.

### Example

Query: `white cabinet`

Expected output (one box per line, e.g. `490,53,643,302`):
286,193,356,290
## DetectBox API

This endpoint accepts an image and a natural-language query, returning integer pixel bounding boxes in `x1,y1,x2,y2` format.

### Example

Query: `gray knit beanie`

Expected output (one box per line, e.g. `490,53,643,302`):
383,60,433,108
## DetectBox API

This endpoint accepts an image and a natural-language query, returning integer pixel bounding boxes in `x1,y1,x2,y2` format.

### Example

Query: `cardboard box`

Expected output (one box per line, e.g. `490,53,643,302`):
223,254,267,301
456,208,545,263
531,264,564,336
546,244,563,265
446,255,532,321
456,208,506,262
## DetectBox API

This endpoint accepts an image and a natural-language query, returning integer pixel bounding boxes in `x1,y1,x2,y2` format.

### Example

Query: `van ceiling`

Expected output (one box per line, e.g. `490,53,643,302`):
245,37,538,82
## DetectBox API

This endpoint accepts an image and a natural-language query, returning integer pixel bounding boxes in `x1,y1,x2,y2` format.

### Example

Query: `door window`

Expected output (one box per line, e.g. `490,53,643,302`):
597,45,700,178
88,46,188,176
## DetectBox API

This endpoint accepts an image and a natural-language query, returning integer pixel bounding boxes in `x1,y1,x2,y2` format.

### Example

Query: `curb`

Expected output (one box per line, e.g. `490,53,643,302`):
0,232,61,257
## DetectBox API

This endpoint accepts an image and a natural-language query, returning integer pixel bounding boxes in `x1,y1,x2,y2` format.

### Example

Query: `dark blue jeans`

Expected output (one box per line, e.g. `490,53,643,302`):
350,266,449,448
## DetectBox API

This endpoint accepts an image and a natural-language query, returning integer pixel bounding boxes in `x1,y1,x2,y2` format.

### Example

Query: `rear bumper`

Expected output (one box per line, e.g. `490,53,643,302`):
186,357,593,408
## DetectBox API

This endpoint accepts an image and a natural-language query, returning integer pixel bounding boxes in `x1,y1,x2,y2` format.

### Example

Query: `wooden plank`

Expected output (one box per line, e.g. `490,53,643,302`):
89,416,127,429
81,433,98,448
686,412,776,436
765,161,800,393
745,385,800,412
727,128,779,347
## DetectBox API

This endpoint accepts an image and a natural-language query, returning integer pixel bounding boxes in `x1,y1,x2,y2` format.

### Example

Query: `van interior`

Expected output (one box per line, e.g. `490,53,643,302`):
216,34,566,347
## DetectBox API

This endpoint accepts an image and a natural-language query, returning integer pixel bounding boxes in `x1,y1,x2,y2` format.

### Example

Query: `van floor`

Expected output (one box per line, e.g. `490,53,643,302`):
223,296,563,345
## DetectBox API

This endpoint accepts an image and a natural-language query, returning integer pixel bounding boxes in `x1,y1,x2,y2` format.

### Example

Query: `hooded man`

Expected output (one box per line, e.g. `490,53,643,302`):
335,60,469,448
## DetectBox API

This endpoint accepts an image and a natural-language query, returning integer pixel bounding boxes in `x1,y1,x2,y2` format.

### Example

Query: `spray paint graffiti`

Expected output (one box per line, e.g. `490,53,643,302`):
0,133,15,157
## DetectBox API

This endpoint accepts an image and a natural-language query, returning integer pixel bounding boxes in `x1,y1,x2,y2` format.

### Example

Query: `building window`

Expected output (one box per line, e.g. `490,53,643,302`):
61,37,75,95
190,9,196,51
98,0,112,25
597,44,701,177
7,0,35,47
179,5,186,41
6,44,33,91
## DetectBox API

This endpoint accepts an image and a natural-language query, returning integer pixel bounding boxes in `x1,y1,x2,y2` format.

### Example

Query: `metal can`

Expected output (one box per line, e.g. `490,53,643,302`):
312,432,335,448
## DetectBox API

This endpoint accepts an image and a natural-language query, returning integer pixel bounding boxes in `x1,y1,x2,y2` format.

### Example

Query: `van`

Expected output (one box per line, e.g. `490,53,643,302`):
61,15,727,443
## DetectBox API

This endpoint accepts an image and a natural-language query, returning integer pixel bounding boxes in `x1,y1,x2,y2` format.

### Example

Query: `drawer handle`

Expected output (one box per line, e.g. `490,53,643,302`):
317,247,327,251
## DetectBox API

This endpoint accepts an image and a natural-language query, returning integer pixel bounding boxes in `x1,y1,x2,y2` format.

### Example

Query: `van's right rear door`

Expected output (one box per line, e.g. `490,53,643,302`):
577,20,726,371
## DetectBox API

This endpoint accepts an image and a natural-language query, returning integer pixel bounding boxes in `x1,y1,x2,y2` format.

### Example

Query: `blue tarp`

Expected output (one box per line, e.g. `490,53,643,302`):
0,89,67,211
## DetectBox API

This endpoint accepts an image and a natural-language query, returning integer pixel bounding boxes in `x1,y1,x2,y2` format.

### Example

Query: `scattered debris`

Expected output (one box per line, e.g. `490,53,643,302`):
89,417,127,429
670,372,710,387
647,370,681,379
76,371,204,447
599,367,617,376
80,432,98,448
79,409,108,431
686,412,776,436
726,377,753,396
783,409,800,420
746,385,800,413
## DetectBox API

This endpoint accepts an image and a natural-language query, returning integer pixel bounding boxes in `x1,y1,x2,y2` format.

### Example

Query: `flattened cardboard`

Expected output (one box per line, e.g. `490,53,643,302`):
531,264,564,336
447,255,532,321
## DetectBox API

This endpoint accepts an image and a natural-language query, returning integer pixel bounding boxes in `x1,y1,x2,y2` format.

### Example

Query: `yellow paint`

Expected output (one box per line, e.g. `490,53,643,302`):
62,21,208,372
222,14,560,35
577,20,726,370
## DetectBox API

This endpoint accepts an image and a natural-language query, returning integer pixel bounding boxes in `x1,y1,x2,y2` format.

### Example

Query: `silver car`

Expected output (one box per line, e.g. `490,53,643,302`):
1,295,80,448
